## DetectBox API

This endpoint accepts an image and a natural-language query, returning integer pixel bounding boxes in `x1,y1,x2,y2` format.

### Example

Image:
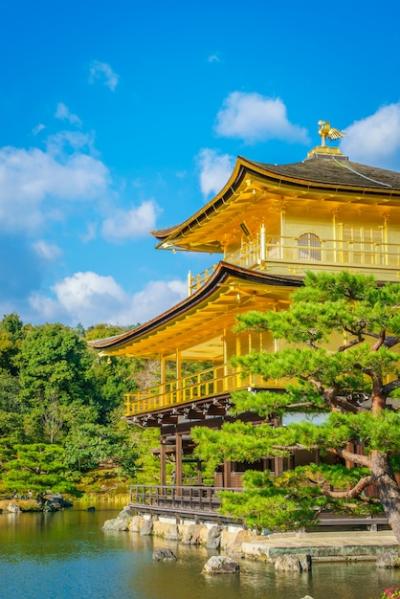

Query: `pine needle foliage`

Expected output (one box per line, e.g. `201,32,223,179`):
193,272,400,534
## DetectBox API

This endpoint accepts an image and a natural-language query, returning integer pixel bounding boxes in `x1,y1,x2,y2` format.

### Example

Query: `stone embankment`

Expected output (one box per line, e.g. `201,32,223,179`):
0,495,72,513
103,508,400,564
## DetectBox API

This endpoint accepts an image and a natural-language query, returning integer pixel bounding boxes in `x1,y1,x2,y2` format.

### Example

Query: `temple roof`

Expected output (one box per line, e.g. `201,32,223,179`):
254,157,400,190
90,262,301,356
153,155,400,250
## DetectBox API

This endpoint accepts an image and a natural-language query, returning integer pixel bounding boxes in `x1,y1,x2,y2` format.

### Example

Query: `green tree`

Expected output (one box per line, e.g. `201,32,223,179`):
64,421,138,476
19,324,95,442
3,443,78,502
0,313,24,376
19,323,93,405
193,272,400,541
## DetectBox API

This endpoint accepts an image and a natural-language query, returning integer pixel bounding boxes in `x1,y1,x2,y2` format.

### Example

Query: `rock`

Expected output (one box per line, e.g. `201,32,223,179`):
87,506,96,512
202,555,240,575
376,552,400,568
274,553,312,573
220,527,255,553
44,495,72,511
119,506,136,518
298,554,312,572
153,549,177,562
6,503,20,514
139,517,153,536
153,519,179,540
204,525,223,550
103,514,132,531
128,515,143,533
180,523,202,545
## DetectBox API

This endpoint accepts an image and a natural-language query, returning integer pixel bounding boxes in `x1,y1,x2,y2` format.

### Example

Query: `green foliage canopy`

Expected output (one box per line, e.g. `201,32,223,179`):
193,272,400,534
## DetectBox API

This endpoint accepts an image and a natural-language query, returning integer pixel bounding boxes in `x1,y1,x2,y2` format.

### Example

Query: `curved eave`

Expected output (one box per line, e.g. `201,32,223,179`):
152,157,247,249
152,156,400,249
90,261,301,351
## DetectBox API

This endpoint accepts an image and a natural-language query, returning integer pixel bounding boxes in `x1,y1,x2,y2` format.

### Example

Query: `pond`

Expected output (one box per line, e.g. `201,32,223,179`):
0,510,399,599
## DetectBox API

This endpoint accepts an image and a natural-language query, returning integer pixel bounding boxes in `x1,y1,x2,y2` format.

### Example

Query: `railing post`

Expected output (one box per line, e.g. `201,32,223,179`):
176,349,182,404
223,330,228,392
260,222,266,263
187,270,192,296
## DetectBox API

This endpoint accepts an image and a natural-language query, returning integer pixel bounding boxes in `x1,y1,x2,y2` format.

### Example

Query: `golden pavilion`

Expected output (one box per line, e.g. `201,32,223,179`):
92,124,400,492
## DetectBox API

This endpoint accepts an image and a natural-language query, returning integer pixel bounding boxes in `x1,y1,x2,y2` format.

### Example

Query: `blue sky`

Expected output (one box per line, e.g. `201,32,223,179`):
1,0,400,326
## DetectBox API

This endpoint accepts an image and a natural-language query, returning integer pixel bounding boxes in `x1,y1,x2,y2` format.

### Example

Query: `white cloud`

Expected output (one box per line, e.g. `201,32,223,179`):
341,104,400,167
55,102,81,126
0,144,109,232
32,123,46,136
215,91,309,144
45,130,95,155
101,200,158,242
33,240,62,261
89,61,119,91
197,148,234,197
30,271,186,327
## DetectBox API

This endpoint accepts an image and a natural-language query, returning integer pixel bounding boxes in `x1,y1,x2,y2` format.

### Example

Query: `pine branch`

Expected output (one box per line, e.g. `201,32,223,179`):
338,337,363,352
330,448,371,468
372,330,386,351
323,475,374,499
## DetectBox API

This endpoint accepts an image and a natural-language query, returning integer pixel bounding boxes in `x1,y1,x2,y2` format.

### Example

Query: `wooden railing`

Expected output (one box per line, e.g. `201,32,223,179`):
128,485,389,530
236,236,400,270
188,235,400,295
129,485,241,512
187,264,218,294
124,363,271,416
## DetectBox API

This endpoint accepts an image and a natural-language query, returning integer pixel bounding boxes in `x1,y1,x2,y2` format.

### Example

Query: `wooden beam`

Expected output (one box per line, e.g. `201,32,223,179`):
175,432,183,491
160,442,167,486
223,460,232,489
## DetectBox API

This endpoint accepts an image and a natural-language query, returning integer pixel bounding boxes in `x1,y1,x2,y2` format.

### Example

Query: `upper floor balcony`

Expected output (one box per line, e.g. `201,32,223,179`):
124,363,279,417
187,231,400,294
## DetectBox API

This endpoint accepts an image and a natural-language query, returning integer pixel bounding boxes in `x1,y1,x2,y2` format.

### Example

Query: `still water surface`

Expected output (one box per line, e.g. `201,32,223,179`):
0,510,399,599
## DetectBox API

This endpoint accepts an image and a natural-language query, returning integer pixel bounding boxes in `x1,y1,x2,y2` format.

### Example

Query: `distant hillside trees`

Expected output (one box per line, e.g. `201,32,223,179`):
0,317,159,499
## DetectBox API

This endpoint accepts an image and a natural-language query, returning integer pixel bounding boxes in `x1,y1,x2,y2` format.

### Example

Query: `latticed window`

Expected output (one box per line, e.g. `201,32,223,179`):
297,233,321,261
341,225,384,265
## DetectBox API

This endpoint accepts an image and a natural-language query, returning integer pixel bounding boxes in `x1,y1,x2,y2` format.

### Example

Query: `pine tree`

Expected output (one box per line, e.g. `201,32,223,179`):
193,272,400,540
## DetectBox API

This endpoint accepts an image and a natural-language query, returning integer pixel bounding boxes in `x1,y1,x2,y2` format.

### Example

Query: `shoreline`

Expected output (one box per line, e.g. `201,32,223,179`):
102,508,400,563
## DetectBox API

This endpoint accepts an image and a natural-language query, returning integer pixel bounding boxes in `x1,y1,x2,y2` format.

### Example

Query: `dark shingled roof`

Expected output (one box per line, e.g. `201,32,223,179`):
152,155,400,241
254,157,400,190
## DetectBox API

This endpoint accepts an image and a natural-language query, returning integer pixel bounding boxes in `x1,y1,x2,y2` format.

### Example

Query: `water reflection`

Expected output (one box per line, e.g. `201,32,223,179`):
0,511,399,599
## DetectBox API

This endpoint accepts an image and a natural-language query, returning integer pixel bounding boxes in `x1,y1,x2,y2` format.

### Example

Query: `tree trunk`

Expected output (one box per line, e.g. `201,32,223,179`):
371,450,400,543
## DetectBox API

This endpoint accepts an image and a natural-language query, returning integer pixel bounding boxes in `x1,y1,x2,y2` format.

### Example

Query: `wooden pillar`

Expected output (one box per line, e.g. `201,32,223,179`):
160,356,166,394
260,222,266,263
223,328,228,391
332,211,337,263
176,349,182,403
175,432,183,493
345,442,355,469
248,333,254,386
274,457,284,476
223,459,232,489
160,442,167,487
280,209,286,259
383,216,388,266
